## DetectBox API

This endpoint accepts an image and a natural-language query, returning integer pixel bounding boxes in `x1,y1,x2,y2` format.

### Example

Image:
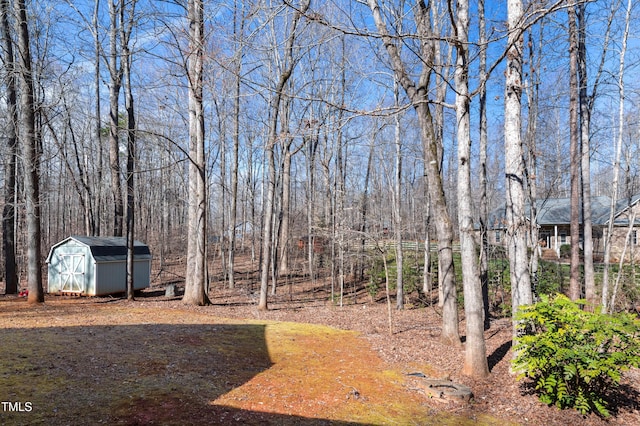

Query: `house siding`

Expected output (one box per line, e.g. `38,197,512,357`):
485,195,640,263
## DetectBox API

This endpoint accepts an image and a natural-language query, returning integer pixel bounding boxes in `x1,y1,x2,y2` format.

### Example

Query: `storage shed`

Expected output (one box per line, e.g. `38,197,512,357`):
46,236,152,296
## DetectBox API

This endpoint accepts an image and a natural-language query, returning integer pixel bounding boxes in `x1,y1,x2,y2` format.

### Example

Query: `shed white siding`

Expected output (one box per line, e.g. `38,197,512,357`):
93,259,150,295
46,236,151,296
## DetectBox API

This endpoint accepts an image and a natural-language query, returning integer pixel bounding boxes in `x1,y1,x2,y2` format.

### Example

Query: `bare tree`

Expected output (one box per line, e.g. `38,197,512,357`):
524,25,542,304
431,1,451,309
477,0,490,329
603,0,632,313
41,98,96,238
367,0,460,345
568,3,581,301
15,0,44,303
93,0,103,236
183,0,209,306
121,0,137,300
304,118,320,282
1,0,18,295
579,1,617,308
107,0,124,236
63,0,104,237
393,79,404,310
276,96,303,281
504,0,532,334
577,0,594,306
452,0,489,377
257,0,310,311
227,1,245,289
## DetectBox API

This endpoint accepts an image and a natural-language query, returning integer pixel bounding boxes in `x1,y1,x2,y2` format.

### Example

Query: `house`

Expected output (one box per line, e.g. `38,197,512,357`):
487,195,640,262
46,236,152,296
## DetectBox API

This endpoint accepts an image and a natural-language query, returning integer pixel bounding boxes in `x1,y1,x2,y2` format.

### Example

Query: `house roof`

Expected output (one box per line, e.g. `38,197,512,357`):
533,196,611,225
488,194,640,229
609,194,640,226
46,236,151,263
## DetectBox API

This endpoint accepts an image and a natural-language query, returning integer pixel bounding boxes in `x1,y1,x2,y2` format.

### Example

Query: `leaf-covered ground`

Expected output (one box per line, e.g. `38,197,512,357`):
0,295,498,425
1,273,638,425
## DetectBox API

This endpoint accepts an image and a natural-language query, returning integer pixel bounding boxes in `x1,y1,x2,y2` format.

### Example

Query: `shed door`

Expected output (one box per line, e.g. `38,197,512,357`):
59,254,85,293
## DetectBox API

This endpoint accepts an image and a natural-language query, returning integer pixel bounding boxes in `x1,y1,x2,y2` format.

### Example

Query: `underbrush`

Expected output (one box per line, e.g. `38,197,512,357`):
513,294,640,417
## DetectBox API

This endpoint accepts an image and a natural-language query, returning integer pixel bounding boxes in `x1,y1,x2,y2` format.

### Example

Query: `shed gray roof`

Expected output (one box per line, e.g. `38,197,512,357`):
46,236,151,263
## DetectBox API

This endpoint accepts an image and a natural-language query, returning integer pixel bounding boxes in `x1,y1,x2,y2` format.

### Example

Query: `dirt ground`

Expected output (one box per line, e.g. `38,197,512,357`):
1,256,639,425
198,279,640,426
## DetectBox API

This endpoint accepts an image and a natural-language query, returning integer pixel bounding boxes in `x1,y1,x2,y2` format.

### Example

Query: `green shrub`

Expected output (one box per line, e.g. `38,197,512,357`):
558,244,583,259
367,251,425,298
535,260,566,296
366,277,379,299
513,294,640,417
559,244,571,258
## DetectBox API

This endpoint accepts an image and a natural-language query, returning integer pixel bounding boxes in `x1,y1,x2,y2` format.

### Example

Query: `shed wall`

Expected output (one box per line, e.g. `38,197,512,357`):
47,243,94,294
47,237,151,296
93,260,151,296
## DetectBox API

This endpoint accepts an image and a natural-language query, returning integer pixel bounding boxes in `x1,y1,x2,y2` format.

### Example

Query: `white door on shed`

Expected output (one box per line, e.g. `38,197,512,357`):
60,254,85,293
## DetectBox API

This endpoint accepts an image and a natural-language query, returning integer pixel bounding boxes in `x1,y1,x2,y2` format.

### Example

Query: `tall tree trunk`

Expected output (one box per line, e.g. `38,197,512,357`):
432,2,451,309
603,0,631,313
108,0,123,237
577,2,595,308
420,104,459,345
335,40,347,306
227,2,244,289
218,99,227,284
124,96,135,301
93,0,102,236
15,0,44,303
393,80,404,310
580,3,615,308
368,0,459,345
505,0,532,335
278,108,295,279
277,143,292,280
258,0,309,310
422,181,432,297
183,0,209,306
454,0,489,377
42,106,94,238
122,0,137,301
478,0,490,328
277,135,304,280
360,133,374,282
568,4,581,301
305,126,318,282
1,0,18,295
525,27,542,302
259,139,276,310
247,133,257,264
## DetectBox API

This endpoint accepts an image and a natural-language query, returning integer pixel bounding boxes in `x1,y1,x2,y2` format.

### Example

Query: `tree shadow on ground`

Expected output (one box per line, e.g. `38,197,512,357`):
605,381,640,417
488,340,512,372
0,321,367,425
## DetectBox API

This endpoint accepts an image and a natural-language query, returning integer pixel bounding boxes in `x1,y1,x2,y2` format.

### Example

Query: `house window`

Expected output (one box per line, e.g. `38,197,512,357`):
560,231,567,245
495,231,501,244
633,230,637,246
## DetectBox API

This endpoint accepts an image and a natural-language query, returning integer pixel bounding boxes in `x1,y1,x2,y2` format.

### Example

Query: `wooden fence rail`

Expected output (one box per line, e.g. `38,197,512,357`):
360,241,461,252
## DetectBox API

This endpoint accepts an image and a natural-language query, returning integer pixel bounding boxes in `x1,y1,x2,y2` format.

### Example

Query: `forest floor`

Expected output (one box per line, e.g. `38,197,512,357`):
0,255,639,425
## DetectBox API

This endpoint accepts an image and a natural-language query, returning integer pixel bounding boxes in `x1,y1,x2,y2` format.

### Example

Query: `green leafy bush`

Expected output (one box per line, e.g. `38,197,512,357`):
367,252,425,298
559,244,571,259
535,260,566,296
513,294,640,417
